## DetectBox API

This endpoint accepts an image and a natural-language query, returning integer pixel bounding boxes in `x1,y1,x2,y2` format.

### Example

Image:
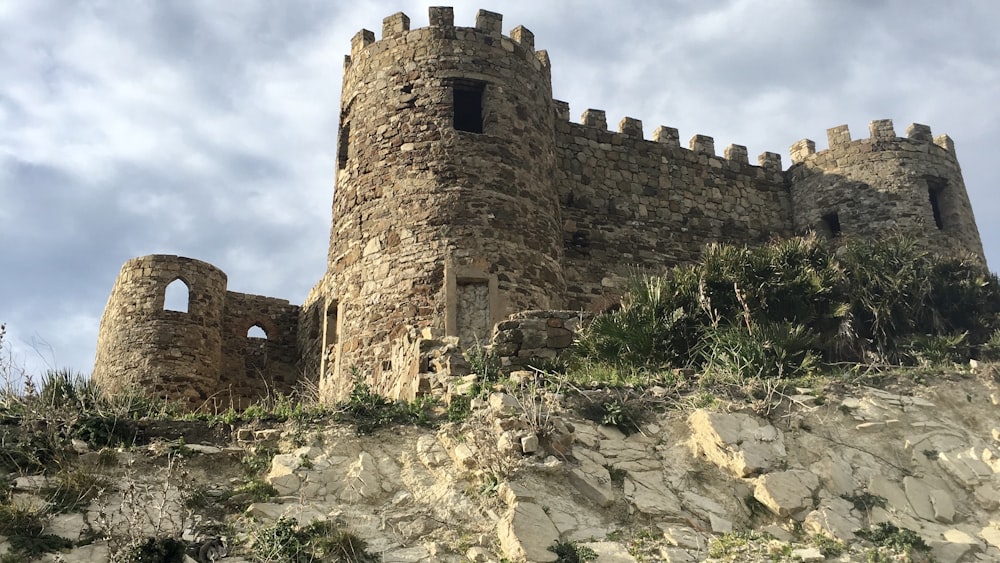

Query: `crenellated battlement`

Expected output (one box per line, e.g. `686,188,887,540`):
556,102,785,172
343,8,550,76
790,119,958,164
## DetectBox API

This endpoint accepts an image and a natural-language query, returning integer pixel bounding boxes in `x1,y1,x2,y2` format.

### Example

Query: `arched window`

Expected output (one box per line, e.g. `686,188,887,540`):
247,325,268,339
163,279,189,312
246,323,268,372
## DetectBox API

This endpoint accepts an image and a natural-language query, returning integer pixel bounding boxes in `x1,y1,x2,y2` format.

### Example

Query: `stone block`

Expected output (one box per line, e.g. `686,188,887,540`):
753,470,820,517
497,502,559,562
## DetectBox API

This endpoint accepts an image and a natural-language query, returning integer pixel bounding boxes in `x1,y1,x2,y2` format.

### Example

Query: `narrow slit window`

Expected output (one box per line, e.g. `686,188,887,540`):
453,81,485,133
337,122,351,170
821,212,842,237
163,279,189,312
929,188,944,229
324,301,339,348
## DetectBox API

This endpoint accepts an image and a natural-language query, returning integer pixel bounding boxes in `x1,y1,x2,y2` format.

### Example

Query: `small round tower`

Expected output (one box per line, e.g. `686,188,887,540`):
318,8,564,399
92,255,227,406
787,119,984,260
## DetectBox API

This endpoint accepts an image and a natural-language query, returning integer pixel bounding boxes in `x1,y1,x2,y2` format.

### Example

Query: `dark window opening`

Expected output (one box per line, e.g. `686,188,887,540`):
453,82,485,133
821,212,842,237
164,279,189,312
929,187,945,230
324,301,339,349
337,123,350,170
381,360,392,372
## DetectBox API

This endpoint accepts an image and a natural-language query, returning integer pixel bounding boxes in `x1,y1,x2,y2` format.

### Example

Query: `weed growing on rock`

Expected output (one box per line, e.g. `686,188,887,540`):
811,533,845,558
856,522,930,559
548,539,597,562
249,517,378,562
337,376,434,435
465,344,501,386
42,467,107,513
579,397,643,435
0,500,73,561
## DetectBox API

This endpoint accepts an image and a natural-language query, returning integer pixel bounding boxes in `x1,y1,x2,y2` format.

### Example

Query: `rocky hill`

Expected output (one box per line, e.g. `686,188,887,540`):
1,367,999,562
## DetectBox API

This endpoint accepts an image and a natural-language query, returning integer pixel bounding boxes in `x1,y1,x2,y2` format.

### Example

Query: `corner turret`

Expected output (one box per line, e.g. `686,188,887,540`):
786,119,984,259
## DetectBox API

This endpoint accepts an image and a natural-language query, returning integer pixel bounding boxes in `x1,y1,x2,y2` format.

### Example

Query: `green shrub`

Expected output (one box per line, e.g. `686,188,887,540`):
571,234,1000,382
697,321,819,381
250,517,378,563
118,536,188,563
579,398,643,435
465,344,501,385
856,522,930,554
548,539,597,562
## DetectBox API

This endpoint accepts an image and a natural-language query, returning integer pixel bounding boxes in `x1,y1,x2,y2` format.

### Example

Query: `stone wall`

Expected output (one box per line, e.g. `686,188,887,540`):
218,291,300,409
93,255,301,410
492,310,586,372
92,255,228,406
554,110,793,311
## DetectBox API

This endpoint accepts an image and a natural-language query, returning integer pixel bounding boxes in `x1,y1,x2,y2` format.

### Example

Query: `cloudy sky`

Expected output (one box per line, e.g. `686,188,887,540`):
2,1,999,379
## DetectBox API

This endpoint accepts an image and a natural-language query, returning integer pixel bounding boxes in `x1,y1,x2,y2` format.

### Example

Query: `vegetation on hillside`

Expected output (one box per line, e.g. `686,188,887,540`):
574,234,1000,379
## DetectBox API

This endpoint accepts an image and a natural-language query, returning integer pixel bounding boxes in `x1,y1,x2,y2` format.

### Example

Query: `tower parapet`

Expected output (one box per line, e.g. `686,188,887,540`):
786,120,983,259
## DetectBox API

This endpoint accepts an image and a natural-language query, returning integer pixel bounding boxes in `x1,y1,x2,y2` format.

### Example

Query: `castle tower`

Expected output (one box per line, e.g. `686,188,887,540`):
787,120,984,259
314,8,564,400
93,255,302,409
92,255,227,406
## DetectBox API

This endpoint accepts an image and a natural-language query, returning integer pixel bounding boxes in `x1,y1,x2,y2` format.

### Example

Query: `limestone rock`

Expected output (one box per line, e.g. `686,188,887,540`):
688,409,785,477
416,435,450,468
981,525,1000,549
581,541,638,562
753,470,819,517
497,502,560,562
790,547,824,561
624,470,681,516
803,499,861,541
568,450,615,507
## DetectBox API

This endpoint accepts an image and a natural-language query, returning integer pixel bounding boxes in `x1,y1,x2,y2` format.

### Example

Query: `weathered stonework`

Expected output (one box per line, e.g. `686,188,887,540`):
92,255,299,409
92,8,986,408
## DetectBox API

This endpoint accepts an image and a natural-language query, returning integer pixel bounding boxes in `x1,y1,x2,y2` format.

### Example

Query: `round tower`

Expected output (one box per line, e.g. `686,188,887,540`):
787,119,985,260
92,255,227,407
318,8,564,400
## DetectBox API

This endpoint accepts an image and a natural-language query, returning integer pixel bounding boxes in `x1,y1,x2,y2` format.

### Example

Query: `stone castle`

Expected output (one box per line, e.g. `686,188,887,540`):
92,8,985,409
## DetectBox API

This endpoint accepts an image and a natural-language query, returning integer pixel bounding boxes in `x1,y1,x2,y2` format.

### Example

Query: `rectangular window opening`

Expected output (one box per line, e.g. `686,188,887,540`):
337,123,351,170
821,212,842,237
929,188,945,230
453,81,485,133
324,301,339,348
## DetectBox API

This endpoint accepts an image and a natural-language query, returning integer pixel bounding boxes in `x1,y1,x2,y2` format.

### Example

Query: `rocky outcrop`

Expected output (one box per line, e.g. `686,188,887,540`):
1,371,998,562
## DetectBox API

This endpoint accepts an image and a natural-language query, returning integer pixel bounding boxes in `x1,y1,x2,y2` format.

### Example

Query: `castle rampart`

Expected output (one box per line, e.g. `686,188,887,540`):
553,109,792,310
92,8,987,409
